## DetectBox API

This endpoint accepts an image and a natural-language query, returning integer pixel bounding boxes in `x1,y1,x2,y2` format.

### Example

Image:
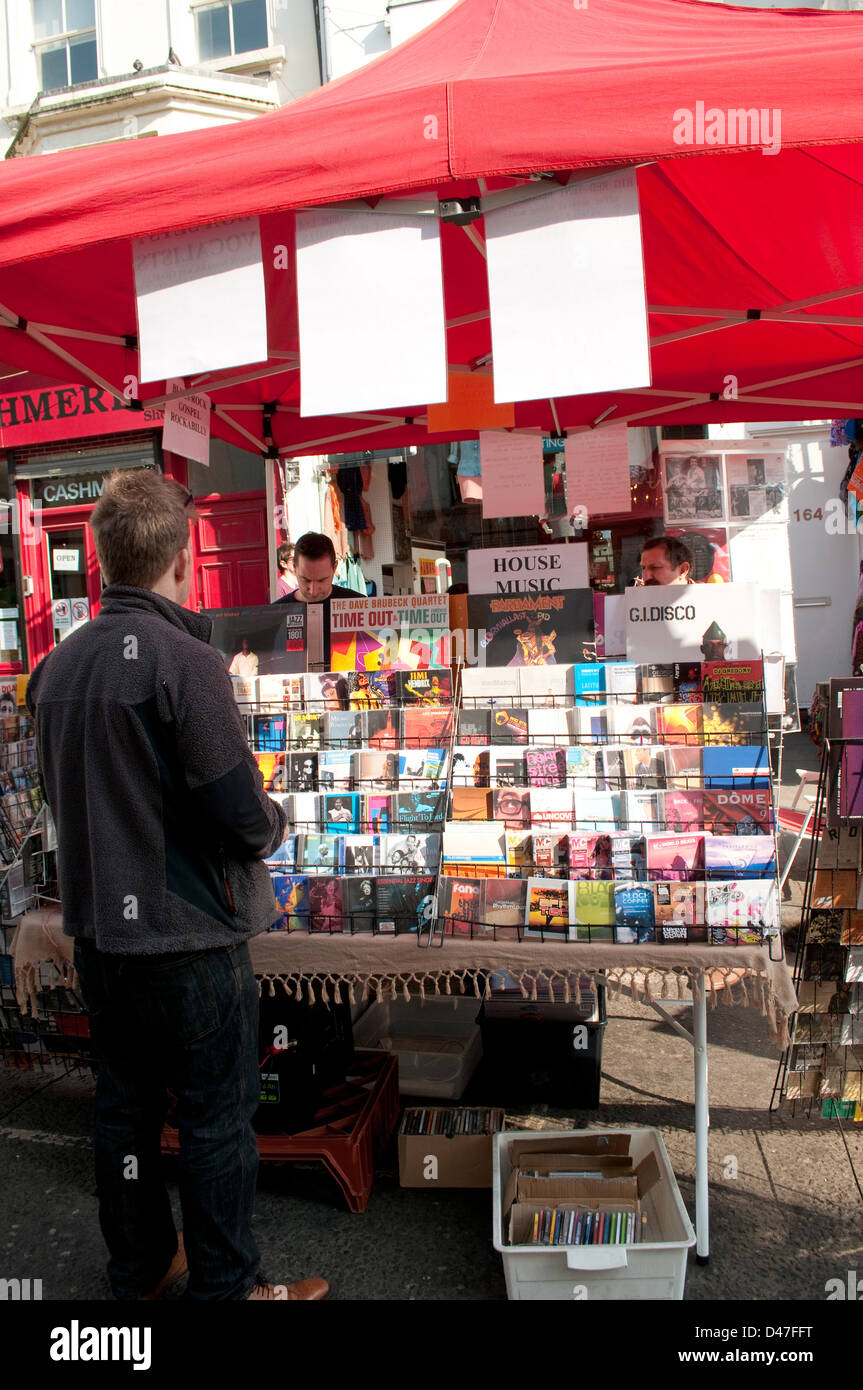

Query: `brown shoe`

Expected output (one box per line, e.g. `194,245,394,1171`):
247,1277,328,1301
140,1234,188,1300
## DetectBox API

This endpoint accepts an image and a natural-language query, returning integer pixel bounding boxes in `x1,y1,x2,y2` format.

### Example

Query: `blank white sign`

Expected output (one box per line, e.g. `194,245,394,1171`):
133,217,267,383
484,170,651,402
296,209,447,417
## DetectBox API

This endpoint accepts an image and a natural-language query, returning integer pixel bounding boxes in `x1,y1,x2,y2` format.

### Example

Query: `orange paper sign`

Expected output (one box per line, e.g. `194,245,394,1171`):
427,372,515,432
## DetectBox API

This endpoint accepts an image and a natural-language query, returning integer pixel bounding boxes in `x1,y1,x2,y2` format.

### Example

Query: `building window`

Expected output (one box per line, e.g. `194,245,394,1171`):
196,0,268,61
33,0,97,90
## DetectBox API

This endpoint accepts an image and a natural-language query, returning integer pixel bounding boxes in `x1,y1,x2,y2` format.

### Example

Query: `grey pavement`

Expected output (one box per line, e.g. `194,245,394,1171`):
2,733,861,1303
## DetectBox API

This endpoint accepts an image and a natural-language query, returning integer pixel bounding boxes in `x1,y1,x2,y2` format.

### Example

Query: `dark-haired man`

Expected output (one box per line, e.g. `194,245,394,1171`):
274,531,358,662
637,536,694,586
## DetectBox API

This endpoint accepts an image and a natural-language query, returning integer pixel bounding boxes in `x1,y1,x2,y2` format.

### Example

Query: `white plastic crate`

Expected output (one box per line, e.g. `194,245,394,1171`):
351,995,482,1099
493,1127,695,1300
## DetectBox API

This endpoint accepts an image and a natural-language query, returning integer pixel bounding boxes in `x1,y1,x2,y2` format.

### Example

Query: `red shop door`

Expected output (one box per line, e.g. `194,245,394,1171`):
191,493,269,609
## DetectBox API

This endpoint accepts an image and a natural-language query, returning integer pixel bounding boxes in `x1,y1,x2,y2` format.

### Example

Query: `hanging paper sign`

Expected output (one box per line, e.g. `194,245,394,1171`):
296,208,447,417
427,372,515,432
565,423,633,519
70,598,90,630
162,384,211,466
479,433,545,519
132,217,267,383
484,169,650,403
467,542,588,595
52,549,80,572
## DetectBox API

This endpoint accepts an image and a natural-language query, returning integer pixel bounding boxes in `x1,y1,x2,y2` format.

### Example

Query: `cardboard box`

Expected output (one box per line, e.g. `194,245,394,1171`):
493,1128,695,1300
398,1107,503,1187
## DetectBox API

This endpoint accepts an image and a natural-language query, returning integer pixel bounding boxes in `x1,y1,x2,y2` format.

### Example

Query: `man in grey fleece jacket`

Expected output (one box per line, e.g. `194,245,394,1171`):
26,469,327,1302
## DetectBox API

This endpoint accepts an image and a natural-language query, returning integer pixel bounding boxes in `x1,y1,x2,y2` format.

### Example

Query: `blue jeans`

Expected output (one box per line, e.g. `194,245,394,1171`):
74,937,261,1300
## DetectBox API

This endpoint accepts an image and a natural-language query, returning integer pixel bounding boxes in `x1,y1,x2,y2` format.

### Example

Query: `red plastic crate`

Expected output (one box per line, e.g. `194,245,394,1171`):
161,1050,399,1213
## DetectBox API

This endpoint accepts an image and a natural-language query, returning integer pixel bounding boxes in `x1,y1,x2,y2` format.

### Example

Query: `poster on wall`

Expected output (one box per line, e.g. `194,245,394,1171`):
665,528,730,583
205,602,306,676
468,590,594,667
467,542,588,595
329,596,449,671
625,583,767,664
726,453,787,523
662,454,724,523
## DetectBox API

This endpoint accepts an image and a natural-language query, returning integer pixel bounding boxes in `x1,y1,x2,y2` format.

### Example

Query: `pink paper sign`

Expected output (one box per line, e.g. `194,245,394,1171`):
480,433,545,519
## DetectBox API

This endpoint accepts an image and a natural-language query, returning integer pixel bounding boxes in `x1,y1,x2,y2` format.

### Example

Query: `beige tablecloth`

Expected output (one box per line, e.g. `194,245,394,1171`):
15,908,798,1051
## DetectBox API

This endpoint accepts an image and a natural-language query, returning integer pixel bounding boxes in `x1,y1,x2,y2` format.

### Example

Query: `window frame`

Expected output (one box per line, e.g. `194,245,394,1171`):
193,0,270,63
32,0,98,92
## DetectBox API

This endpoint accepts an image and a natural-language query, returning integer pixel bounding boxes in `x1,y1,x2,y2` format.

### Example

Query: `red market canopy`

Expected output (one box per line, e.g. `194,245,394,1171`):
2,0,863,455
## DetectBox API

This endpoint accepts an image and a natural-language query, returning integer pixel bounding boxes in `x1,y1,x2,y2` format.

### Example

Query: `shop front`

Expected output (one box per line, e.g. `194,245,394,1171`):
0,380,272,669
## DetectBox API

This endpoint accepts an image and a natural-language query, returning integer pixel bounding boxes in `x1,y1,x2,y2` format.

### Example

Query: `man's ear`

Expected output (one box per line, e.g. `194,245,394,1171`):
175,546,191,581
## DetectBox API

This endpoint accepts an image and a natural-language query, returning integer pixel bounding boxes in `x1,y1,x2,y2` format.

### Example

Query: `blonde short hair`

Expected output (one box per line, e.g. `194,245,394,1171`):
90,469,193,589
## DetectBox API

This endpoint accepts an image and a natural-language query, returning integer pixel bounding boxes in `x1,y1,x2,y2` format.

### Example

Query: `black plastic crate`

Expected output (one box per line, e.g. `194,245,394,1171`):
478,986,607,1109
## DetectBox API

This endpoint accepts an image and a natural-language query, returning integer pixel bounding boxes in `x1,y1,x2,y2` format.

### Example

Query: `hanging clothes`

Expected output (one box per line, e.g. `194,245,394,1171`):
323,476,349,563
336,466,368,532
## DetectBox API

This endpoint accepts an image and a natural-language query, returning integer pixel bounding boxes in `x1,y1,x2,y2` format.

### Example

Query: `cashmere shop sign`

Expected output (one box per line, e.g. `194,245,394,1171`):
467,542,588,595
625,582,769,663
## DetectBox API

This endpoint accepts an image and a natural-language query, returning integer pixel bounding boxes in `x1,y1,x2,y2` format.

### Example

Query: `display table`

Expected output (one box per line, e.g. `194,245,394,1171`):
13,910,798,1260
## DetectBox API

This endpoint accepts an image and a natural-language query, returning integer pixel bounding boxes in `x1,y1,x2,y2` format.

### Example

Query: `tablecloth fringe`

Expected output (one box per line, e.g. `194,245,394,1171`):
255,964,791,1050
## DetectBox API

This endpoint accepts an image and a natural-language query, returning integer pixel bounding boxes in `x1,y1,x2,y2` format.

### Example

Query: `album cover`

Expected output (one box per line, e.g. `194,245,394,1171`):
457,709,491,746
623,788,664,832
450,746,491,787
379,831,441,872
701,659,764,703
364,793,392,834
302,671,350,711
657,704,703,743
324,710,364,749
347,670,397,708
565,745,599,787
706,879,780,940
527,708,569,747
403,706,454,749
662,787,706,832
290,713,324,751
524,877,573,936
572,880,616,941
567,833,614,879
342,834,377,872
653,880,704,931
308,876,344,933
674,662,703,704
488,748,527,787
530,788,574,828
611,831,648,881
322,793,361,834
266,834,298,872
607,704,657,744
316,749,352,792
269,874,310,932
701,786,772,835
622,745,667,790
646,832,705,881
451,787,493,821
468,590,594,667
532,831,568,873
522,750,569,795
441,877,486,937
206,601,305,676
573,663,606,704
483,878,527,935
568,704,608,744
489,707,530,744
702,703,766,745
375,875,436,934
505,830,533,869
392,789,447,827
664,745,702,790
614,881,656,944
287,751,319,793
363,708,403,749
704,833,775,877
492,787,532,828
300,833,342,872
573,790,621,833
356,749,400,790
343,875,377,933
253,713,288,753
518,663,576,705
397,669,453,706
